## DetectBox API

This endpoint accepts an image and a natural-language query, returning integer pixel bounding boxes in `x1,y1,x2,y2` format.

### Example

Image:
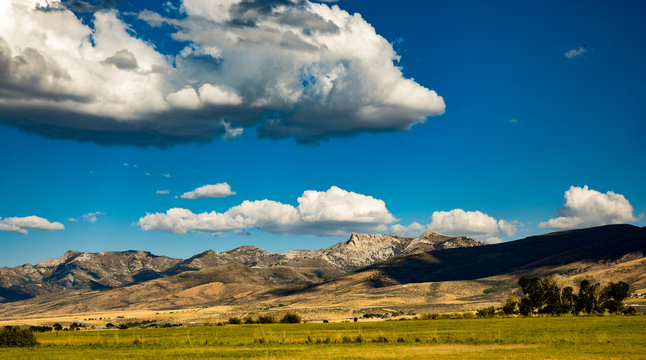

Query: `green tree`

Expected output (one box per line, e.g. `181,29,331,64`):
541,278,562,315
518,277,545,315
600,281,630,314
52,323,63,331
576,280,601,314
502,295,519,315
228,317,242,325
560,286,575,314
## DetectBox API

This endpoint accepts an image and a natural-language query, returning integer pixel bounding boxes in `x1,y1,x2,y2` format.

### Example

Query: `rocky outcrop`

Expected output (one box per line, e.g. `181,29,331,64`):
282,231,485,271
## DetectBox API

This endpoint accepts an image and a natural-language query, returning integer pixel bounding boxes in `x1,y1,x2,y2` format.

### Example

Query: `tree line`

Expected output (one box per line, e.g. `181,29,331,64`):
485,277,635,317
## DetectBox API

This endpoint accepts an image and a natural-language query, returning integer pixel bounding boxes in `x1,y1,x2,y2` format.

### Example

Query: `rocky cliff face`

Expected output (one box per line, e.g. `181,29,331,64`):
0,231,485,302
283,231,485,270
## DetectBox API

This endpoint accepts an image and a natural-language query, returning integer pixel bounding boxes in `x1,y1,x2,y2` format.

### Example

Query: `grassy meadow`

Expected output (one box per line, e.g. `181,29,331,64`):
2,316,645,359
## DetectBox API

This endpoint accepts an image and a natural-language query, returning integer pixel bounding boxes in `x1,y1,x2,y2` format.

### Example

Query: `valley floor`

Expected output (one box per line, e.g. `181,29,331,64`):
2,316,645,359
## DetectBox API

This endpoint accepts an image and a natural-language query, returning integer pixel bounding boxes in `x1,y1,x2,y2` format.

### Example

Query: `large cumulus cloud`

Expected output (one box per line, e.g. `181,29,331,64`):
539,185,638,229
138,186,397,236
0,0,445,146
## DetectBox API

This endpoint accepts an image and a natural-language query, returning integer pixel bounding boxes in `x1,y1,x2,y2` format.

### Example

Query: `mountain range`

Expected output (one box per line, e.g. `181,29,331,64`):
0,225,644,320
0,231,483,303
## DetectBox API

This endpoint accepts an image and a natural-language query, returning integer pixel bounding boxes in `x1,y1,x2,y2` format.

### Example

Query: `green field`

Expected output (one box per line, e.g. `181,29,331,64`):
2,316,645,359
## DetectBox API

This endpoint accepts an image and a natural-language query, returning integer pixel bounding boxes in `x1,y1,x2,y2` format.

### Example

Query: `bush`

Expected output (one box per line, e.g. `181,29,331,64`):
105,323,115,329
0,326,38,347
243,315,256,324
476,307,496,318
280,313,301,324
257,315,277,324
228,317,242,325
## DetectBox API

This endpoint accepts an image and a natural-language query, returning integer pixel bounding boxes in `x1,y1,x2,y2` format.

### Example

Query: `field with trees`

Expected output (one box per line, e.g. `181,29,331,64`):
1,316,645,359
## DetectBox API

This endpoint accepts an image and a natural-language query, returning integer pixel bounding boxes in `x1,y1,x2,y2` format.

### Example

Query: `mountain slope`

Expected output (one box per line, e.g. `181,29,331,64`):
0,251,181,302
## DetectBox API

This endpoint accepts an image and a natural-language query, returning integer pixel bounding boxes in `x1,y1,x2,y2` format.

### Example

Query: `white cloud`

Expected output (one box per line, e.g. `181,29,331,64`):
390,222,424,236
181,183,236,199
539,185,637,230
138,186,396,236
0,216,64,234
394,209,518,244
156,189,170,194
81,211,106,223
0,0,444,146
565,46,587,59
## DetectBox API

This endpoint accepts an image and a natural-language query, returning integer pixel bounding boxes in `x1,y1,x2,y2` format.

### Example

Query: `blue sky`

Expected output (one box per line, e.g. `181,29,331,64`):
1,0,645,267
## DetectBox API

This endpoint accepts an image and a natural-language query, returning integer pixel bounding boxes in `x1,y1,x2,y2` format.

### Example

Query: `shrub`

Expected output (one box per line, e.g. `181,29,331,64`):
0,326,38,347
105,323,115,329
228,317,242,325
243,315,256,324
476,307,496,318
280,313,301,324
257,315,277,324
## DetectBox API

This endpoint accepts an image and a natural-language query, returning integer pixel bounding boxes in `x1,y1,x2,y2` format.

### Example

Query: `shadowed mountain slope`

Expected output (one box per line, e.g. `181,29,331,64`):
368,224,645,284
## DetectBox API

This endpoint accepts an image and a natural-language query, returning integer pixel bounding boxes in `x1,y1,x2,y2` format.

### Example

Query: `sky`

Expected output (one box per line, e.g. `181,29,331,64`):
1,0,645,267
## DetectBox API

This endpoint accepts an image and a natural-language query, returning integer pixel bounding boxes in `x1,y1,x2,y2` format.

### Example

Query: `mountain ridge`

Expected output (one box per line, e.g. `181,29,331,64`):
0,231,484,302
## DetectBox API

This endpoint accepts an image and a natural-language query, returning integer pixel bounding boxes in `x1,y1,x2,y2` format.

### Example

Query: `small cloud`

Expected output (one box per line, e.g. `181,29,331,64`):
123,163,129,167
68,218,78,222
0,216,64,234
162,173,172,178
181,183,236,199
565,45,587,59
144,172,151,176
509,119,519,124
235,230,251,237
156,190,170,194
390,222,424,236
81,211,106,223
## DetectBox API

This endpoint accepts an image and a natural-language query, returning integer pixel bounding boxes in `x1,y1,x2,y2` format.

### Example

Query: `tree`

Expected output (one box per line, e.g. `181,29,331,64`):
228,317,242,325
280,313,301,324
243,315,256,324
560,286,575,314
502,296,519,315
576,280,601,314
105,323,115,329
541,278,562,315
600,281,630,314
518,277,545,315
52,323,63,331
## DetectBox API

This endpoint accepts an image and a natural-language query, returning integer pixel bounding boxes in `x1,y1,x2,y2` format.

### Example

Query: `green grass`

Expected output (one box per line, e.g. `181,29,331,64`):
3,316,645,359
